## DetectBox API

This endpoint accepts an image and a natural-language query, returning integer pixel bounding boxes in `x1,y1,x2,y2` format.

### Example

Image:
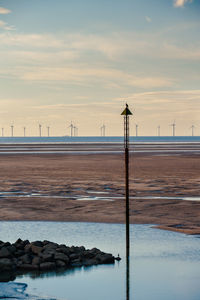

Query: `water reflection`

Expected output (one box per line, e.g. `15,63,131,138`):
2,263,115,283
1,222,200,300
126,255,130,300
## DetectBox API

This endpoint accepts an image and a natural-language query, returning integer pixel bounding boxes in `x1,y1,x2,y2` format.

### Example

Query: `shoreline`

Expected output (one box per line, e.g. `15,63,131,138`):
0,144,200,235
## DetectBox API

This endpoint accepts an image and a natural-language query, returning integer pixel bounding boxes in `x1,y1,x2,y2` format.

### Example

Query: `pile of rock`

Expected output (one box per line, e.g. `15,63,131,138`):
0,239,120,276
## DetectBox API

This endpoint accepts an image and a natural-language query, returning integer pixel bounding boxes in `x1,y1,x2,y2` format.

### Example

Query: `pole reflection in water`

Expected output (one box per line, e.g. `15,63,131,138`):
126,253,130,300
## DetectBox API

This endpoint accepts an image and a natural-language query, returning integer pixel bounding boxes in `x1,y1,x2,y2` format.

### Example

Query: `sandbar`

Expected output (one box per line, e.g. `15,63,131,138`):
0,143,200,235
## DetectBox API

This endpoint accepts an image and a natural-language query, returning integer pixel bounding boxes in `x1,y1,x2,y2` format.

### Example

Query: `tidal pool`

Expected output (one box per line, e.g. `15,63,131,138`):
0,221,200,300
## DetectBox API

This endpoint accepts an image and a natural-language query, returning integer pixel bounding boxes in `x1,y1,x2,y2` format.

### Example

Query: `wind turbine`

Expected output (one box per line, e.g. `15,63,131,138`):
23,127,26,137
170,121,176,137
157,125,160,137
100,124,106,136
39,124,42,137
190,125,195,136
74,126,78,137
1,128,4,137
135,124,138,137
47,126,50,137
68,122,74,137
11,125,14,137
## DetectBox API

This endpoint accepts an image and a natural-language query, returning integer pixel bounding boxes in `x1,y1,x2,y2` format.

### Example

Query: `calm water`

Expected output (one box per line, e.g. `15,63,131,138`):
0,222,200,300
0,136,200,143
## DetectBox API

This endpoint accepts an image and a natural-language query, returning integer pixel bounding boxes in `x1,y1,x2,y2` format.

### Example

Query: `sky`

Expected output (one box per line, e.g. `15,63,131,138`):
0,0,199,136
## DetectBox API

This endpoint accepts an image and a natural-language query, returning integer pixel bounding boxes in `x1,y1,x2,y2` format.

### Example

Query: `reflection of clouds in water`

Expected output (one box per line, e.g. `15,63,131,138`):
0,282,58,299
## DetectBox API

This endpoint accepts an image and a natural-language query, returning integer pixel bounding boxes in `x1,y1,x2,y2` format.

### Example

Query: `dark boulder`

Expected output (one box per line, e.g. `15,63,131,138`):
0,258,15,271
40,262,56,271
54,252,69,264
0,247,11,258
0,239,120,278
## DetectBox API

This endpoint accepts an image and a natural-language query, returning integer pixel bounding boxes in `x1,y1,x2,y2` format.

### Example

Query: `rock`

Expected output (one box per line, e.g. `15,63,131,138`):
32,256,41,265
91,248,101,254
32,241,44,247
0,239,117,278
43,240,50,245
69,253,79,260
70,246,83,254
54,253,69,264
56,245,71,256
79,246,86,252
0,271,16,282
15,238,23,244
43,242,58,250
14,239,26,250
70,258,82,267
24,243,43,255
95,253,114,264
24,244,32,253
82,250,95,259
0,247,11,258
19,254,32,264
83,259,98,266
0,258,14,271
2,242,11,247
39,252,54,262
7,245,17,254
56,260,66,268
40,262,56,271
31,245,43,255
15,250,25,257
19,264,38,271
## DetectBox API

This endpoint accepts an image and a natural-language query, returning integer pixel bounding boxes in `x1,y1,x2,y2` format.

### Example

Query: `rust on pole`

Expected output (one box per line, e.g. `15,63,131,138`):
121,103,132,300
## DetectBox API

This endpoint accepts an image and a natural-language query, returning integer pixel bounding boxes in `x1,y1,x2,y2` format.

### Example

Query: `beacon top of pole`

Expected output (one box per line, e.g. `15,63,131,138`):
121,103,132,116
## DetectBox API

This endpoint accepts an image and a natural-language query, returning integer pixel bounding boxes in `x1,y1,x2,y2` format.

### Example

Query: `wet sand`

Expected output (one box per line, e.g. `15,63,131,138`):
0,143,200,234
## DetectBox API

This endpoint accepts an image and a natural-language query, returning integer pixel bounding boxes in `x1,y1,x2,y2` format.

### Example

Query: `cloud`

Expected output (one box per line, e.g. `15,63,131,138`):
0,20,6,28
0,30,199,91
19,66,173,89
174,0,193,7
0,20,15,31
145,16,152,23
0,32,150,60
0,7,11,14
161,42,200,60
118,90,200,106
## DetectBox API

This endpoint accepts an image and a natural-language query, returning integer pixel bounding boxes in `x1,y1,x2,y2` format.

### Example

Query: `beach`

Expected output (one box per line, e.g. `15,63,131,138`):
0,143,200,235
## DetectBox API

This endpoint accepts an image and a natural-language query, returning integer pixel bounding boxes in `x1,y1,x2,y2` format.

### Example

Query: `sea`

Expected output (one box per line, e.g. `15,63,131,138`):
0,136,199,144
0,222,200,300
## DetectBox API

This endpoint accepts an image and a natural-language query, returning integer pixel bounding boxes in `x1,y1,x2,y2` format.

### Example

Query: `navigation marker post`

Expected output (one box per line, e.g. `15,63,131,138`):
121,103,132,300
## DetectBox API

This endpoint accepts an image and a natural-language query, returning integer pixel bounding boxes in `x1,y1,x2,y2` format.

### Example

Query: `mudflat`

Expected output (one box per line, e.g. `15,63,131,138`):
0,145,200,235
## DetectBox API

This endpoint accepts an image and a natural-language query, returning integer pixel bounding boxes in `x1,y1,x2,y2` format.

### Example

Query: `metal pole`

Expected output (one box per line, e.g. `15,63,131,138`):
125,114,130,261
125,115,130,300
121,104,132,300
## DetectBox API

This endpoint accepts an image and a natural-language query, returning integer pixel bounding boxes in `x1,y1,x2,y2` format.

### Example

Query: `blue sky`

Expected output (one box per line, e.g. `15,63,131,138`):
0,0,199,136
